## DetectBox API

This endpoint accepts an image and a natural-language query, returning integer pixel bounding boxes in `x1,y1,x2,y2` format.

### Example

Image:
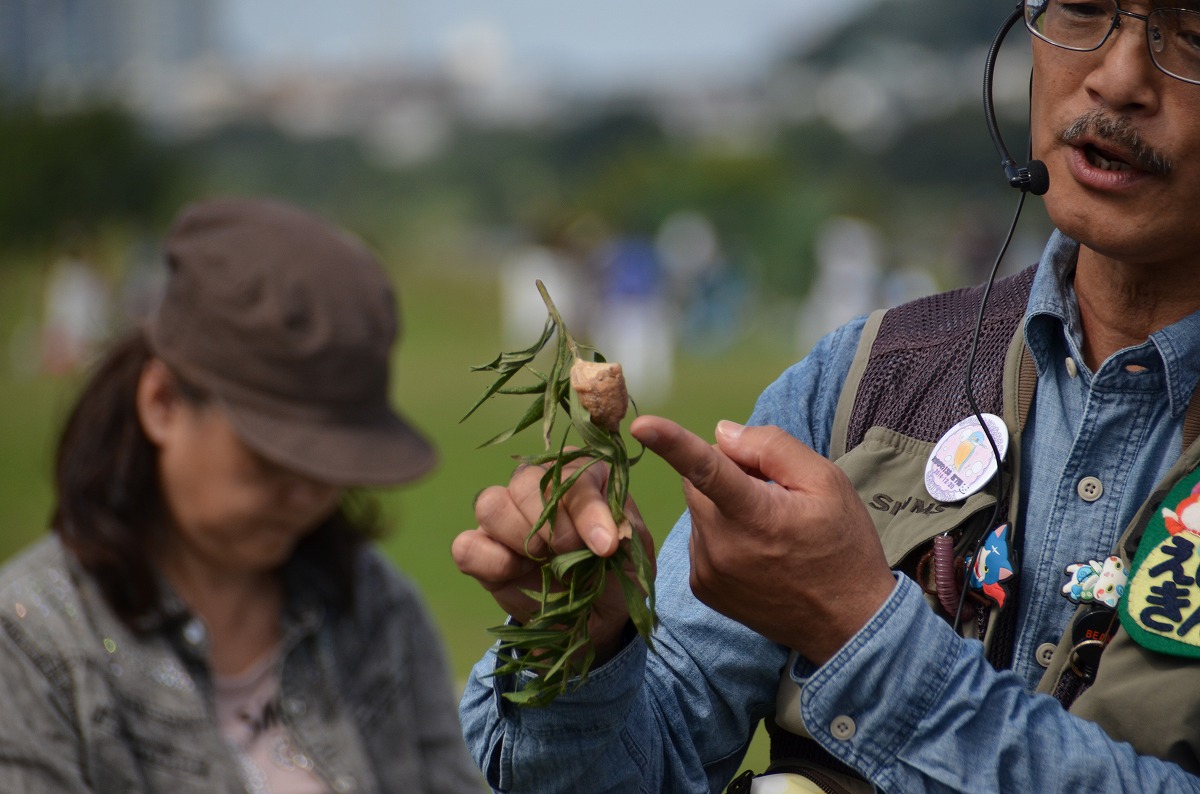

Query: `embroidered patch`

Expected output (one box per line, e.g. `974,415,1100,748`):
1119,471,1200,657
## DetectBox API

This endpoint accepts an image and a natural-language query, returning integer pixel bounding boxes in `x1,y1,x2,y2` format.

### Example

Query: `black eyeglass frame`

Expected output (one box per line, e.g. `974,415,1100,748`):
1023,0,1200,86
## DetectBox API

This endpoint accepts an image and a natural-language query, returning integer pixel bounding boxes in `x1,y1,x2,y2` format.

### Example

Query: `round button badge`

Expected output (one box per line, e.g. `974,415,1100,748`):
924,413,1009,503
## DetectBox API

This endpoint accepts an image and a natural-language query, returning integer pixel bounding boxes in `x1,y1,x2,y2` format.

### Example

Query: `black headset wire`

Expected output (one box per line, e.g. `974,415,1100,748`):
951,187,1027,635
950,5,1041,633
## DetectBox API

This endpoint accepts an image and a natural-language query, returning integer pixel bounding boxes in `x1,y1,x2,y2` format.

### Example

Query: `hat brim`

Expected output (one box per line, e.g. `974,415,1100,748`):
220,399,437,487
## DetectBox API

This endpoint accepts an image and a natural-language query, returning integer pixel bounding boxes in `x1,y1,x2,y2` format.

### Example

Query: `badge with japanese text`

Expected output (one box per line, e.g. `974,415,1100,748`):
924,413,1009,503
1119,473,1200,658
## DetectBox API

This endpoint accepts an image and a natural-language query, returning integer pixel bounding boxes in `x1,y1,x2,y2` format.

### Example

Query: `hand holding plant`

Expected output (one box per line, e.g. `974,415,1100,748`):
462,281,657,707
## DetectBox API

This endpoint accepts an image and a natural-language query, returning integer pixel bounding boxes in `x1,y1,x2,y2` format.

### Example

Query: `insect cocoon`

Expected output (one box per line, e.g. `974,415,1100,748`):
570,359,628,432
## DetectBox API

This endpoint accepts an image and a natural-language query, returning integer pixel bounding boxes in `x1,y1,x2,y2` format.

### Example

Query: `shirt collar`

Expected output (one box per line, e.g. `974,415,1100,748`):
1024,229,1200,418
132,548,329,641
1024,229,1082,375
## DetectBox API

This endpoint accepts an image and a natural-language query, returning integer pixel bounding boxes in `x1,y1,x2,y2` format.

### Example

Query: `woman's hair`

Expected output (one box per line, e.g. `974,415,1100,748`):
52,330,382,626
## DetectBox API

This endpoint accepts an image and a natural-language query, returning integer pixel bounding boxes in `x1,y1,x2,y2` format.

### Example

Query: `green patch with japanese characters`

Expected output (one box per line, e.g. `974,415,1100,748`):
1120,469,1200,658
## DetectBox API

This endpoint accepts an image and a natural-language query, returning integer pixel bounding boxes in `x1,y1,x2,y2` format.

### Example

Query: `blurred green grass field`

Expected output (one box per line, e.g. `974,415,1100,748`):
0,251,799,781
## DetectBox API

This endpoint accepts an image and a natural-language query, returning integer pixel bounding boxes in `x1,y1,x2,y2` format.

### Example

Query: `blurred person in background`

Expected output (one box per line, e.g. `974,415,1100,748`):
454,0,1200,791
38,237,112,376
590,233,675,405
0,198,480,793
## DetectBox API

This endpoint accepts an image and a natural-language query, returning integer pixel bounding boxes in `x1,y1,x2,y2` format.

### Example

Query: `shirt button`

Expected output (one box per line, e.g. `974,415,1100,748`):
1077,476,1104,502
1036,643,1056,668
284,698,307,717
830,715,857,741
333,775,356,793
1065,357,1078,378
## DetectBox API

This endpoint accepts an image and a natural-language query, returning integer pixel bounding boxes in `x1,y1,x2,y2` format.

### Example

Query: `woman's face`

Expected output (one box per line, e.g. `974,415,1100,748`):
137,360,343,578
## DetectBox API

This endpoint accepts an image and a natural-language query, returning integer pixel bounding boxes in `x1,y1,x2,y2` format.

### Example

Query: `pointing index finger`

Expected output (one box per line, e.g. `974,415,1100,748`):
631,415,763,515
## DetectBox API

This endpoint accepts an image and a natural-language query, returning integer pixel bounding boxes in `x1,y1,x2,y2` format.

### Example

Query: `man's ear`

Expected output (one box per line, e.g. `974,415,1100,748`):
136,358,184,445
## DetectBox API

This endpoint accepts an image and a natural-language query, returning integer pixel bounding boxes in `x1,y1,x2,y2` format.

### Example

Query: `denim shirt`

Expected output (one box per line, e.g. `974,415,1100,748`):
459,230,1200,792
0,537,482,793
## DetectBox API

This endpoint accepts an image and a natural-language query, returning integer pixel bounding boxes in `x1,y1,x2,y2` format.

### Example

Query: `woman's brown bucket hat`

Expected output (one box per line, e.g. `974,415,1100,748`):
147,197,436,486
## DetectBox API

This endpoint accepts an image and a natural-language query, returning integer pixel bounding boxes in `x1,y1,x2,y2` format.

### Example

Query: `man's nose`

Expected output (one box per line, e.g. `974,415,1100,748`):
1083,12,1162,113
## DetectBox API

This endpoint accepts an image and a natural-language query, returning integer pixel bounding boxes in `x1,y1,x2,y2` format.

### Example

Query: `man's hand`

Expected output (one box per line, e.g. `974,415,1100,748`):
630,416,895,665
451,457,654,664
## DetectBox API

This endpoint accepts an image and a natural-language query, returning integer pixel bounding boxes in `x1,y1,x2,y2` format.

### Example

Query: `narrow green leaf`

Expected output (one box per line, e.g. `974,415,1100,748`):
477,397,546,448
489,627,572,644
502,687,555,706
542,334,569,448
546,547,598,580
479,317,555,365
541,634,593,682
461,368,520,422
627,538,656,602
519,448,592,467
498,383,550,396
536,593,600,622
618,569,655,640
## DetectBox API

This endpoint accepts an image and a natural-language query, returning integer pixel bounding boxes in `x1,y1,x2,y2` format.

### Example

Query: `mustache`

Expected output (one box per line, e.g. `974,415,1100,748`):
1060,110,1172,176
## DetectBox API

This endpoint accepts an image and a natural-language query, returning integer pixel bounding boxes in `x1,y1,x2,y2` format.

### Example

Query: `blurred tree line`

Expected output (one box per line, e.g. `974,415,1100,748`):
0,97,1018,292
0,0,1044,296
0,103,180,249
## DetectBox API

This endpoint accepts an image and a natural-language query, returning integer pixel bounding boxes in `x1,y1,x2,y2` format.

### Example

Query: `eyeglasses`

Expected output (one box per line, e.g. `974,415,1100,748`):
1024,0,1200,85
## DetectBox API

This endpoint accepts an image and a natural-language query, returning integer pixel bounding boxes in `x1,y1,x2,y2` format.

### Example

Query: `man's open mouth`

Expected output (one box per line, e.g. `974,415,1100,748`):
1061,111,1172,177
1084,144,1134,173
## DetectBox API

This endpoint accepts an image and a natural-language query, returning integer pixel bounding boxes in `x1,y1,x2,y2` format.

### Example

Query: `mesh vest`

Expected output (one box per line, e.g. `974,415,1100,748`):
765,263,1200,789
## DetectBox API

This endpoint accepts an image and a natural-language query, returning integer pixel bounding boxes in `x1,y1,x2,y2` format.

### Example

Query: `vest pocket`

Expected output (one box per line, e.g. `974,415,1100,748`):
837,426,1002,567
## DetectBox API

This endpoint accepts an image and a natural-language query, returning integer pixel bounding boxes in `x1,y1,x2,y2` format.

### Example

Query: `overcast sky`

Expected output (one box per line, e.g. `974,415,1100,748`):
221,0,872,88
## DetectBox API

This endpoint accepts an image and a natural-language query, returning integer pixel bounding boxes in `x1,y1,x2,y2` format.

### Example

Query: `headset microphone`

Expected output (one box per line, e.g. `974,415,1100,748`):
984,6,1050,196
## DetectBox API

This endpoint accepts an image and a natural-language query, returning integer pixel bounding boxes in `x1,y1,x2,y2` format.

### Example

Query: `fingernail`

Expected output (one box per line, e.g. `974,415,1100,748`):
716,420,744,440
588,525,613,553
633,424,658,445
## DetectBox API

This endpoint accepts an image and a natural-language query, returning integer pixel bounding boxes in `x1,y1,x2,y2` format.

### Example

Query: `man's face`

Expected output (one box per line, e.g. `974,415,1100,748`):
1031,5,1200,267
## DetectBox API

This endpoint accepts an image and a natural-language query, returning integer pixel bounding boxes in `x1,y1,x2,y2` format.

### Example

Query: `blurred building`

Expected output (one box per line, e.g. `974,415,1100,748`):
0,0,218,105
